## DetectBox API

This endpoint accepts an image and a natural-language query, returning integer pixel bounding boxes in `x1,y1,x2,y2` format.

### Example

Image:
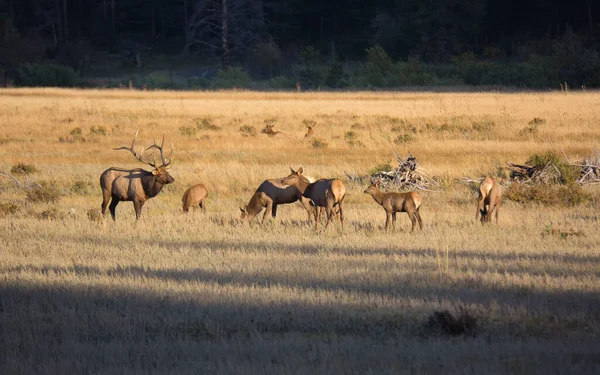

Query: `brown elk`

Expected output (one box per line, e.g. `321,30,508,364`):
261,120,283,137
240,175,315,224
281,167,346,231
100,130,174,221
364,180,423,232
476,176,502,224
182,184,208,213
304,120,316,138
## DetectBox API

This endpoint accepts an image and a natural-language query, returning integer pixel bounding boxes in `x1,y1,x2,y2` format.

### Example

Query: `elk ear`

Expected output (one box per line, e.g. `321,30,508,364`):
152,169,158,175
374,181,380,187
297,167,303,175
290,167,296,174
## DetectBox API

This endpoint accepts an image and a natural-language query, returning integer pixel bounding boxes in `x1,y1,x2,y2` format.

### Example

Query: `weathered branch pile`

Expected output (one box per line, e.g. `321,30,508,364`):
345,151,441,191
505,161,564,184
577,147,600,184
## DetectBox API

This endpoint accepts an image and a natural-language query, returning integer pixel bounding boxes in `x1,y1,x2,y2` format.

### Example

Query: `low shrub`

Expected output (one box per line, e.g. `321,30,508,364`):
179,126,197,137
393,133,414,145
89,125,107,136
311,138,328,148
239,125,256,137
195,117,221,131
26,182,61,204
505,182,589,206
10,162,38,175
0,202,20,217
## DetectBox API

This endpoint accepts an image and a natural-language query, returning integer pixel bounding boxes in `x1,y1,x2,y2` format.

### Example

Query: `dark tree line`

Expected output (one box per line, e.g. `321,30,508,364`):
0,0,599,86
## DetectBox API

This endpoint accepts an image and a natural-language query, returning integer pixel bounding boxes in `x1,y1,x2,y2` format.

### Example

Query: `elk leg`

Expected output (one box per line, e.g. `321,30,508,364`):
263,200,273,223
409,212,417,233
415,208,423,230
314,205,321,231
385,211,392,232
271,203,278,218
133,200,145,220
200,198,207,214
392,212,397,232
108,196,119,221
338,201,344,231
495,202,500,224
101,190,111,216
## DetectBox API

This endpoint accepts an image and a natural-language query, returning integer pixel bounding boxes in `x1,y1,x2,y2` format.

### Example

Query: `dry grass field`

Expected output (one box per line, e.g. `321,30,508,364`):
1,88,599,374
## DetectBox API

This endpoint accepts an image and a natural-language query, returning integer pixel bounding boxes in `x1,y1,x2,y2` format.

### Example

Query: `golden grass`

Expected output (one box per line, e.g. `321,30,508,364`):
1,88,599,374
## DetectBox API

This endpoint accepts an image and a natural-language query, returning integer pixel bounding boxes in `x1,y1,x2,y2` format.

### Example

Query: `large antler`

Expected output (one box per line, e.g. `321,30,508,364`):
113,130,154,166
114,130,173,168
146,131,173,167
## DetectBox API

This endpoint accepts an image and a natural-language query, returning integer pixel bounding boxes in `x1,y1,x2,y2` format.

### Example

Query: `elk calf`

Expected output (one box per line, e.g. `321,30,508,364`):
182,184,208,213
476,176,502,224
281,167,346,231
100,131,174,221
364,181,422,232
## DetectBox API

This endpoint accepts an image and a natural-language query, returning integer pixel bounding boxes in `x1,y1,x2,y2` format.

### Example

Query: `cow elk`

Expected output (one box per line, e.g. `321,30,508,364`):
240,175,315,224
261,119,282,137
100,130,174,221
364,180,423,232
182,184,208,213
281,167,345,231
304,120,316,138
476,176,502,224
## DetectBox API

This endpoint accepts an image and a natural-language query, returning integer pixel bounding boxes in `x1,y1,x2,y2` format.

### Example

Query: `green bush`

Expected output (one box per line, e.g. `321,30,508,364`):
146,70,188,89
212,67,252,89
526,151,581,184
15,63,78,87
369,161,394,176
269,75,296,89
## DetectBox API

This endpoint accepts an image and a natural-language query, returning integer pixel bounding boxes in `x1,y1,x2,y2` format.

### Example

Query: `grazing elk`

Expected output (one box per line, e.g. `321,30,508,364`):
363,180,423,232
476,176,502,224
281,167,346,231
100,130,174,221
240,175,315,224
261,120,283,137
182,184,208,213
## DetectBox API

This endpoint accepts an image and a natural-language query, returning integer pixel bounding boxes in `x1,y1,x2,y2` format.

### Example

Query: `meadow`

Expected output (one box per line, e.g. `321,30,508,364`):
1,88,599,374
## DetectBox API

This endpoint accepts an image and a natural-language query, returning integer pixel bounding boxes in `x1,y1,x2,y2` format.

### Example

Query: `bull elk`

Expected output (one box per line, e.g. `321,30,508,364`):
100,130,174,221
476,176,502,224
281,167,345,231
304,120,316,138
182,184,208,213
363,180,423,232
240,175,315,224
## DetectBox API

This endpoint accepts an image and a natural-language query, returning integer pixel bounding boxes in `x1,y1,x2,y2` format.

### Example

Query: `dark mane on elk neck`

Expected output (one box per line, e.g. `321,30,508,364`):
100,130,174,221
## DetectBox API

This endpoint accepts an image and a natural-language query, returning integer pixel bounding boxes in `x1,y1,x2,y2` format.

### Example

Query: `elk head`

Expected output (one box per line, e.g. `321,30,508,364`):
261,119,281,137
280,167,304,186
114,130,175,184
304,120,316,138
363,179,381,195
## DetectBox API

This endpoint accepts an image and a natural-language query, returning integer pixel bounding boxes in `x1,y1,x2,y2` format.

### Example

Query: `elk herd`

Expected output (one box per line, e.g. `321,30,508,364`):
100,131,503,231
